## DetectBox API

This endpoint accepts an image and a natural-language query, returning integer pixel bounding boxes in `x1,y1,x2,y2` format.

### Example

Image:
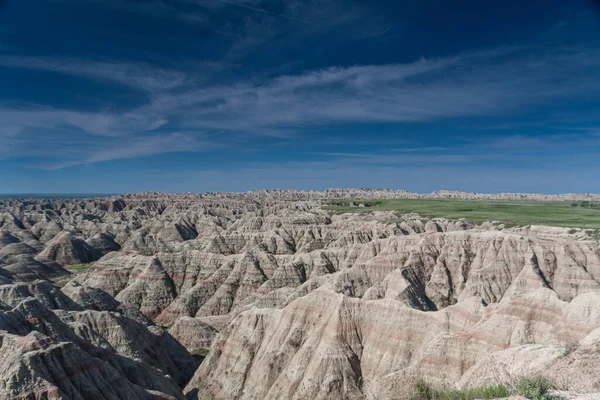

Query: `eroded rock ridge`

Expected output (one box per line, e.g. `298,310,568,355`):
1,192,600,399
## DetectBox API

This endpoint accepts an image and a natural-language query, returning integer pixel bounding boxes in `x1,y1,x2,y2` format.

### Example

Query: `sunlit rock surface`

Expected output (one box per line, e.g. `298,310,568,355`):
1,191,600,399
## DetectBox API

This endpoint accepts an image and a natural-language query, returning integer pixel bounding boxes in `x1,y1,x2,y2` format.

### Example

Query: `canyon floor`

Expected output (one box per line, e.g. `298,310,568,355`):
1,189,600,399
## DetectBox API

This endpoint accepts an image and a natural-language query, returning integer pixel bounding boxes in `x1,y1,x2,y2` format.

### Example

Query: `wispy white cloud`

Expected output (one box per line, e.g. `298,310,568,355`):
86,132,204,163
0,56,191,92
45,0,210,25
485,134,554,149
199,0,390,39
195,0,395,37
134,46,600,133
3,44,600,167
40,133,207,170
314,151,470,165
0,109,168,137
49,0,396,47
392,146,449,153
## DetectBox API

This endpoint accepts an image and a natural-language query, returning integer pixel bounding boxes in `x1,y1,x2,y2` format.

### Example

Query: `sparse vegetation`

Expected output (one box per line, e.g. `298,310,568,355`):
414,381,510,400
52,276,72,288
562,342,578,357
66,262,95,273
587,229,600,240
414,376,556,400
571,201,600,209
190,347,210,357
326,199,600,230
515,376,554,400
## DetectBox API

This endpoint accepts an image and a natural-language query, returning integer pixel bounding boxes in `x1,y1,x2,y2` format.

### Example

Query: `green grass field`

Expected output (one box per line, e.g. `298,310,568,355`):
326,199,600,231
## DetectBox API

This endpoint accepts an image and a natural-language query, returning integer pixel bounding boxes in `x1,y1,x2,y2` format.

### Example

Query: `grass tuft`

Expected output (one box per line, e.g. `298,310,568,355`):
415,381,510,400
515,376,553,400
587,229,600,240
190,347,210,357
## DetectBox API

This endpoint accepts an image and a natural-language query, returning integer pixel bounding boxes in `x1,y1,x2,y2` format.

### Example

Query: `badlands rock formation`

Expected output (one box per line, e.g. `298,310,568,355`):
0,191,600,399
81,188,600,202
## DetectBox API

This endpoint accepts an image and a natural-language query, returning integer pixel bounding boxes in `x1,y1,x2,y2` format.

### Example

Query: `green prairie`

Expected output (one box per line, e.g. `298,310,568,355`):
326,199,600,230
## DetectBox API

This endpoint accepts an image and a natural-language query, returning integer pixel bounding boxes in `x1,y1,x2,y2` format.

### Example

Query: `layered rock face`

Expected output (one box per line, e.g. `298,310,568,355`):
184,227,600,399
0,280,197,399
1,192,600,399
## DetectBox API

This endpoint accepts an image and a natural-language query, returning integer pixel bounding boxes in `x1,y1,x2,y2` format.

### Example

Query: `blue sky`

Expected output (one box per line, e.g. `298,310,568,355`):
1,0,600,194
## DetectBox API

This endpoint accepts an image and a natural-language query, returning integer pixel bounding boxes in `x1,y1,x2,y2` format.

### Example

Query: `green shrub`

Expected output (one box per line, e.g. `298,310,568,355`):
190,347,210,357
515,376,553,400
415,381,510,400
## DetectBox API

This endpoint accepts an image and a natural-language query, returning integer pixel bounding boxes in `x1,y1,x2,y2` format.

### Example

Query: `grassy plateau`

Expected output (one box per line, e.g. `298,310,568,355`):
326,199,600,231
